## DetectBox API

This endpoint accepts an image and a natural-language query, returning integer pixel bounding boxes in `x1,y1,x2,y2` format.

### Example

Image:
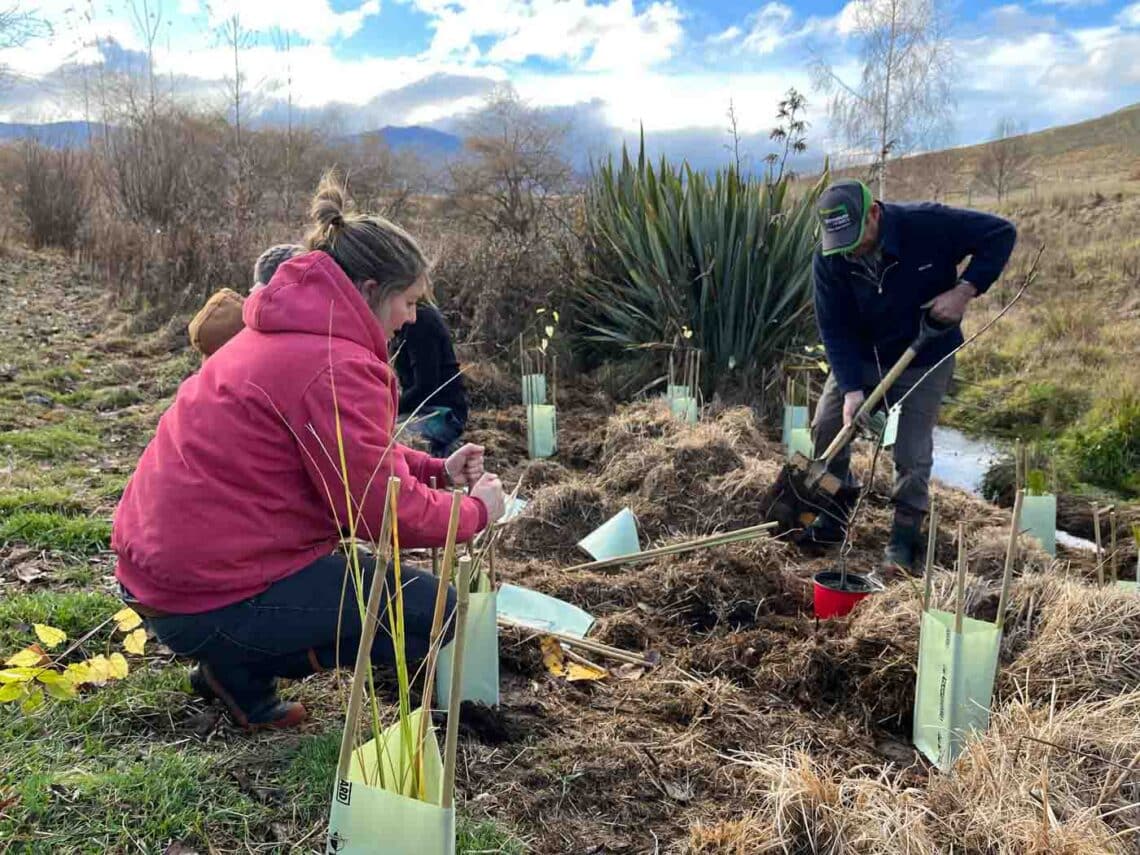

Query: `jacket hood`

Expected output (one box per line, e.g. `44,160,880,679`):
242,250,389,360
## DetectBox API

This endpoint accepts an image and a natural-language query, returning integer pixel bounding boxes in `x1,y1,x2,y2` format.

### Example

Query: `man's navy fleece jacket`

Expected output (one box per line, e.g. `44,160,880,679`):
813,201,1017,394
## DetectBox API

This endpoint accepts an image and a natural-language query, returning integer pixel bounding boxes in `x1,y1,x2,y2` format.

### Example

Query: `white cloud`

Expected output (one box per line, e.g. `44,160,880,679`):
414,0,683,72
1037,0,1106,7
708,25,742,44
203,0,382,43
1119,3,1140,26
512,67,819,135
740,2,794,55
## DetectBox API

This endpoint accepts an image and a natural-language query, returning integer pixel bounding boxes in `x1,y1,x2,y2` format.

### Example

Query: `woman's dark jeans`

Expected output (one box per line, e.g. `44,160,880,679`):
140,552,455,716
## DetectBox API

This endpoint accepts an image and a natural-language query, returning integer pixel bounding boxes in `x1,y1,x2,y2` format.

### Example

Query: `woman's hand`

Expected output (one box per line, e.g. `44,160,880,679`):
470,473,505,524
444,443,485,488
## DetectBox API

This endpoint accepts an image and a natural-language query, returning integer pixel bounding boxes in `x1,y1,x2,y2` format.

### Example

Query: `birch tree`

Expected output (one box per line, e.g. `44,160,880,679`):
813,0,955,199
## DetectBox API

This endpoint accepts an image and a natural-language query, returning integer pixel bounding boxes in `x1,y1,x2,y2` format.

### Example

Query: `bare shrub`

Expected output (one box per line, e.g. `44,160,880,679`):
429,222,578,358
16,142,89,251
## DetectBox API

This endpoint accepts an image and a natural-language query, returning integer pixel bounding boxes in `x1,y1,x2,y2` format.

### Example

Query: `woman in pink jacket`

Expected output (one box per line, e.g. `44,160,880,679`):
112,174,505,730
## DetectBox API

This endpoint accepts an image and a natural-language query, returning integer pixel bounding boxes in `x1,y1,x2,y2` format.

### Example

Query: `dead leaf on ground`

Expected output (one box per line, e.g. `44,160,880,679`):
163,843,202,855
15,565,45,584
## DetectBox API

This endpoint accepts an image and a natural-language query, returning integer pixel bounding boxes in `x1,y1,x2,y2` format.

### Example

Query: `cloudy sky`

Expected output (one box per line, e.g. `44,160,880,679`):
4,0,1140,167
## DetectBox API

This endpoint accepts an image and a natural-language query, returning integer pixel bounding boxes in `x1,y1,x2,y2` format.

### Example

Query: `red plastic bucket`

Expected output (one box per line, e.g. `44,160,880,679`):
813,570,878,619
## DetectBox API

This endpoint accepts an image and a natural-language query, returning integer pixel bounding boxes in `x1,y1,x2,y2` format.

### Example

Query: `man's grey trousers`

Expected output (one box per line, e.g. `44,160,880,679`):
811,357,955,520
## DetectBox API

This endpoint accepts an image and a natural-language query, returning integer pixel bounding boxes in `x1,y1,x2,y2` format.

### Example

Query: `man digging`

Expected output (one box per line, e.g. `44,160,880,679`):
800,179,1017,575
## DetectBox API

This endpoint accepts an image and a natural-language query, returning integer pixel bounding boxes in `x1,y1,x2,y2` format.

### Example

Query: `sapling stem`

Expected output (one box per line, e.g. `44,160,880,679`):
1110,510,1118,584
441,555,474,809
1094,503,1104,585
923,499,937,613
954,521,967,634
996,489,1024,627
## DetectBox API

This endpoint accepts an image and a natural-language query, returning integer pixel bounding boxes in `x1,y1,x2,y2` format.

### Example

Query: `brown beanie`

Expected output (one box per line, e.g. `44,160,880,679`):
188,288,246,357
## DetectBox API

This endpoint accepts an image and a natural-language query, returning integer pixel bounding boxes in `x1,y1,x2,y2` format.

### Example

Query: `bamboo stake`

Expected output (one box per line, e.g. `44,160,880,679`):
955,521,967,634
786,375,794,412
688,348,697,410
1094,503,1104,585
441,556,473,809
996,489,1025,627
563,522,777,573
552,354,558,410
499,620,656,666
669,350,675,396
1110,510,1119,584
335,477,399,782
488,541,497,588
561,645,608,674
518,334,525,399
429,477,440,576
415,490,465,780
923,499,937,613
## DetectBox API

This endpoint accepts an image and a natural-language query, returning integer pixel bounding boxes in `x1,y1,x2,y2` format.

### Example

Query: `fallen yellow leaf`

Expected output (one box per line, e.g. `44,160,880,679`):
0,683,27,703
33,624,67,650
565,662,608,681
113,607,142,633
64,661,93,685
5,647,46,668
84,655,112,685
107,653,129,679
0,668,37,684
539,637,606,682
123,629,147,656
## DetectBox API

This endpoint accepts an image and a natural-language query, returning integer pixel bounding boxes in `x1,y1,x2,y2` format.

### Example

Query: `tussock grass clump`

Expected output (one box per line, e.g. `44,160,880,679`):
723,691,1140,854
1004,581,1140,703
718,752,935,854
927,692,1140,853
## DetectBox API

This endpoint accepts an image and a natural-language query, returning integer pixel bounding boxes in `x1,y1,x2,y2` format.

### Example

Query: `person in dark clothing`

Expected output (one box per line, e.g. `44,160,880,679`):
393,303,469,457
803,179,1017,575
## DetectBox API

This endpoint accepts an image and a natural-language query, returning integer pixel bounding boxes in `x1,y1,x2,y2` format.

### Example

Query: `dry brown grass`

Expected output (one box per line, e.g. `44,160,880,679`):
1004,581,1140,703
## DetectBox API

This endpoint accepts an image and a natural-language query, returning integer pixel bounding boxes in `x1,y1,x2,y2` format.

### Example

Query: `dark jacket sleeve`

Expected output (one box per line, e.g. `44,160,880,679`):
947,206,1017,294
813,252,864,395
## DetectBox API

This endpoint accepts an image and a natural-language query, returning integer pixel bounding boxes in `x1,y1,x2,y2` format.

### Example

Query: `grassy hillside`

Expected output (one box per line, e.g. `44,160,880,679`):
888,102,1140,201
943,187,1140,497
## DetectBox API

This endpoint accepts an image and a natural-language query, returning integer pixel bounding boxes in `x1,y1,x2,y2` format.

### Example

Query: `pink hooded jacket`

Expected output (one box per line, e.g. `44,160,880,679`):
112,251,487,614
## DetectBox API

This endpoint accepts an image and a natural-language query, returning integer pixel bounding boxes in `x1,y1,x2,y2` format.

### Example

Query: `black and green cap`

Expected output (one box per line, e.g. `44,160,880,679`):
817,179,873,256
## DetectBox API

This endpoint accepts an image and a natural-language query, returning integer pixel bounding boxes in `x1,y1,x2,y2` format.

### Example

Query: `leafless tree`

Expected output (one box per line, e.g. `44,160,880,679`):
812,0,956,199
270,26,298,219
975,117,1033,203
0,4,51,87
126,0,163,113
448,85,573,239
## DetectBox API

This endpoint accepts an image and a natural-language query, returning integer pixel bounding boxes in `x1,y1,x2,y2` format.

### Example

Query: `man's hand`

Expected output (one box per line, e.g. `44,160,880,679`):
928,280,977,324
843,390,866,427
470,473,505,524
444,443,485,488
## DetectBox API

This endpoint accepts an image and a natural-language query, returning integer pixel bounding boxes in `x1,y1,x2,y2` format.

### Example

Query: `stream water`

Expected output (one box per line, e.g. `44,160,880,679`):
931,426,1097,552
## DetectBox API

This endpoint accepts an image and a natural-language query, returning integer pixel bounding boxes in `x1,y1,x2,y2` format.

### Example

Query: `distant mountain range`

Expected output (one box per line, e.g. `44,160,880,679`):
0,120,464,158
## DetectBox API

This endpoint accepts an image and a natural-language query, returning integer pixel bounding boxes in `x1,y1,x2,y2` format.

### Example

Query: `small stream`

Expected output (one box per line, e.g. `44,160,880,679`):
931,426,1097,552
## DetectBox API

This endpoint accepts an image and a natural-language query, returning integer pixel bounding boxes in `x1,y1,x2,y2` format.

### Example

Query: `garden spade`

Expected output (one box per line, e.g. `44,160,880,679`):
761,308,957,538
